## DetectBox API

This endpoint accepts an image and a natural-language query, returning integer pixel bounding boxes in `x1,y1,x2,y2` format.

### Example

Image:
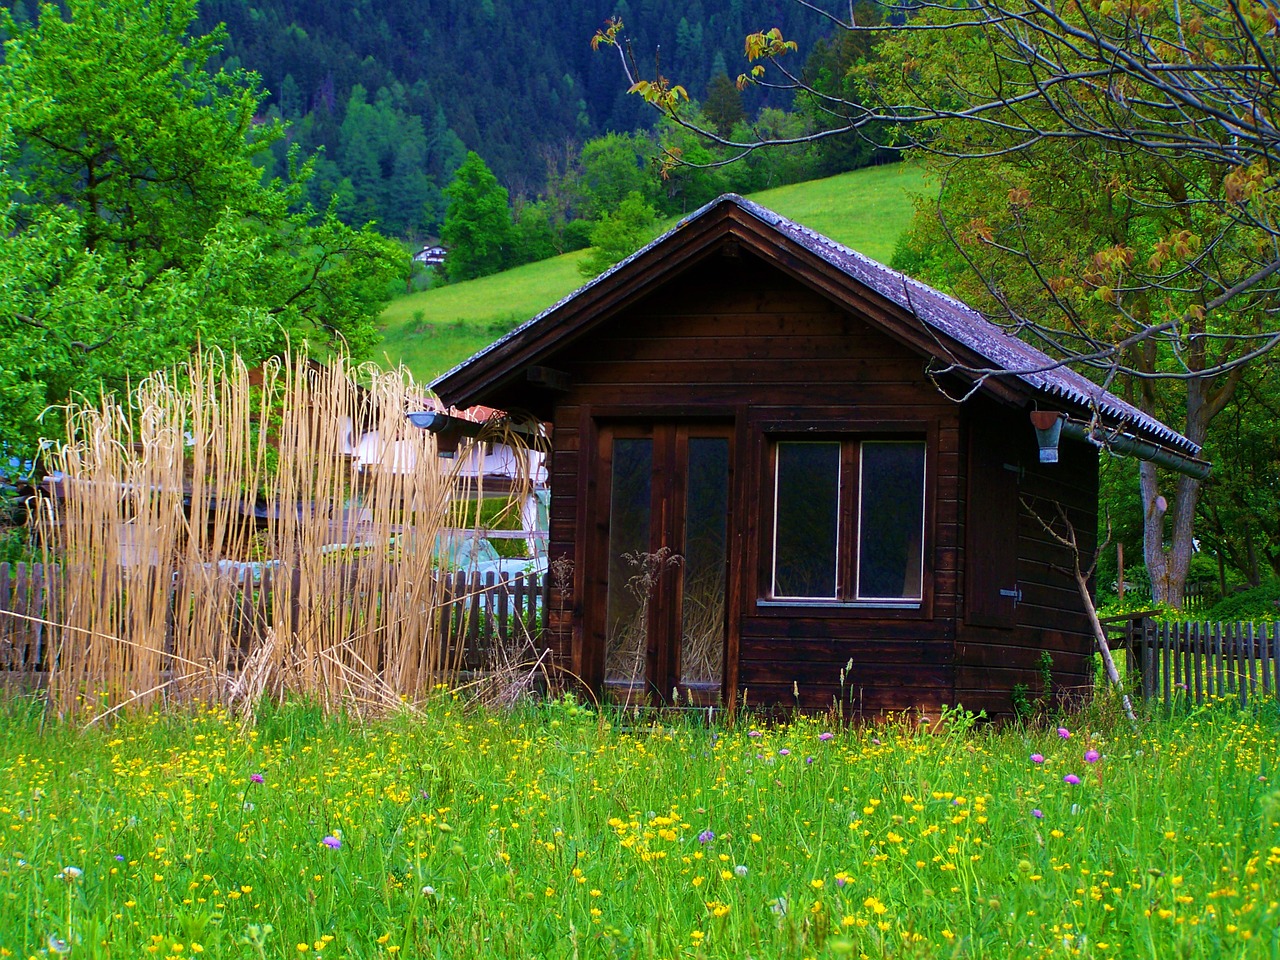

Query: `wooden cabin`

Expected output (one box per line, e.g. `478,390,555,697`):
429,195,1207,717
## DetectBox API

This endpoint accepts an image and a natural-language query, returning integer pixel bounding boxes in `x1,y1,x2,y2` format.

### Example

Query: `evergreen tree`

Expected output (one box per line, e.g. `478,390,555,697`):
704,73,746,139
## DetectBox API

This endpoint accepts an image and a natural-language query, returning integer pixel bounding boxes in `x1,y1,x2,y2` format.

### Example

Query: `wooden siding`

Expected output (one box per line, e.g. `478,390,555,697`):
542,252,967,713
953,399,1098,716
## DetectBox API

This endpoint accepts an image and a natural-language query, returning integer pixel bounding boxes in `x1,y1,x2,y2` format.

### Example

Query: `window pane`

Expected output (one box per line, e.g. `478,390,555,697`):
857,441,926,600
605,438,652,689
773,442,840,598
681,438,728,691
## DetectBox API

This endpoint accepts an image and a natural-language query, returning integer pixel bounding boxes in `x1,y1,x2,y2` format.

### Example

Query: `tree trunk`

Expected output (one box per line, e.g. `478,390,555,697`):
1140,458,1200,609
1135,339,1246,609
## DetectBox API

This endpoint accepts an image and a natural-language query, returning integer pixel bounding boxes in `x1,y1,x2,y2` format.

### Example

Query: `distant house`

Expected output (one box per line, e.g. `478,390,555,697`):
413,244,448,267
428,194,1207,716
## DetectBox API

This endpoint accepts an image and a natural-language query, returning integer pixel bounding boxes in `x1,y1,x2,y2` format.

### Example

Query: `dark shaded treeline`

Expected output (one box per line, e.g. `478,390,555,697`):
180,0,837,235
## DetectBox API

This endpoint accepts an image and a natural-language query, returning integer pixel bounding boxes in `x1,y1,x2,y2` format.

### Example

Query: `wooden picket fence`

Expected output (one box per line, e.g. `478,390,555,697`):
0,561,549,680
1105,614,1280,709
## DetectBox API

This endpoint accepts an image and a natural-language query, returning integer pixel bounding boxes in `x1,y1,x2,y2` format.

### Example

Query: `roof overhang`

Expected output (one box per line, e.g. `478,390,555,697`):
431,194,1207,478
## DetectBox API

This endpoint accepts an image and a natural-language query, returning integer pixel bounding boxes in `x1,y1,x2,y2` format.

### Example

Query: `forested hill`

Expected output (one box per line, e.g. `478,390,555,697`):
189,0,835,231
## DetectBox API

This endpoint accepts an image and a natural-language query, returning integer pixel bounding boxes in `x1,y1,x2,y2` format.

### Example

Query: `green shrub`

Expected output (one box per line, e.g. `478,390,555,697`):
1202,580,1280,623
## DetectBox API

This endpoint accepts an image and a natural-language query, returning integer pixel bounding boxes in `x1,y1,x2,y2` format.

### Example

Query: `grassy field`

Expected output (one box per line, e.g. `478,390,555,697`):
2,697,1277,958
378,163,928,383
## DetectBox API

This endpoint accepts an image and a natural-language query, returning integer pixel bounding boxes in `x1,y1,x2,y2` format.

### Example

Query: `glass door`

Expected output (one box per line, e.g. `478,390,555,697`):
599,424,731,706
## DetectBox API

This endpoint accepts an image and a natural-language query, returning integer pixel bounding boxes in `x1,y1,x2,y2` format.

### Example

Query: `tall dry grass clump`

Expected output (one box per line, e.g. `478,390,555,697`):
33,353,525,718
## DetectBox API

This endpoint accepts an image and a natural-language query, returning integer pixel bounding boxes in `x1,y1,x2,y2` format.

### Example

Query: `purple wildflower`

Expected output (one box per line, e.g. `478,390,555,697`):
115,854,125,862
805,756,815,765
835,876,847,887
250,773,265,784
1032,809,1044,819
819,732,834,741
1031,753,1045,764
698,830,715,844
1063,774,1081,785
748,730,762,738
1084,750,1100,764
778,748,791,757
1057,727,1071,740
322,835,342,849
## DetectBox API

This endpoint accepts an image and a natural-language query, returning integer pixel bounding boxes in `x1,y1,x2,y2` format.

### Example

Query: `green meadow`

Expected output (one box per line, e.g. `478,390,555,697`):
1,697,1276,959
377,164,928,383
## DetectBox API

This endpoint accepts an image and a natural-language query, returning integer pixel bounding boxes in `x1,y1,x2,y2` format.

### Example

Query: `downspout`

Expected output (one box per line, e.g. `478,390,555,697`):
1061,419,1211,480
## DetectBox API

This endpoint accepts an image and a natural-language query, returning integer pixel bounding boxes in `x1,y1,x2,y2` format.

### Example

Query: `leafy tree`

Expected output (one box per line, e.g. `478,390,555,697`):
726,108,815,192
578,192,659,278
860,4,1278,609
0,0,406,455
578,133,654,219
654,112,731,215
1196,371,1280,586
601,3,1280,608
441,151,514,282
510,201,560,266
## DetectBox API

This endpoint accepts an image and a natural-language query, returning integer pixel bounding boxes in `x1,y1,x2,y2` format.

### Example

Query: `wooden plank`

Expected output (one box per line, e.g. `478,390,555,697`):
1274,623,1280,703
740,634,953,664
1261,620,1272,699
1187,624,1198,706
1161,621,1171,711
566,381,962,409
0,562,12,667
14,563,30,670
742,660,951,688
1273,622,1280,702
1228,621,1239,698
497,573,510,649
1214,621,1225,701
1146,619,1157,701
740,617,954,643
1173,621,1184,702
1245,622,1257,706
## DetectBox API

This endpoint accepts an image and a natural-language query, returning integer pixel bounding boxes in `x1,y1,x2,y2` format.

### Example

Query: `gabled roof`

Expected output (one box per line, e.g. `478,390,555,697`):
431,193,1200,461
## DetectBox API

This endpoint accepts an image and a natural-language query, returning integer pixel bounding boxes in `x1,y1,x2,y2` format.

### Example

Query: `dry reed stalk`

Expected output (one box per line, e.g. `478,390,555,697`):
35,351,534,719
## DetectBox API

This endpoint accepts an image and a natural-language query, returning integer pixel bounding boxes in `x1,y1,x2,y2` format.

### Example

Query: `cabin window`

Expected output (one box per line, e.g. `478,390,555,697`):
768,438,926,605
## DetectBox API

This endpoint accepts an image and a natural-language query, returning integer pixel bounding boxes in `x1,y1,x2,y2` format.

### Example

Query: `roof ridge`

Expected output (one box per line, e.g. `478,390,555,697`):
431,190,1199,457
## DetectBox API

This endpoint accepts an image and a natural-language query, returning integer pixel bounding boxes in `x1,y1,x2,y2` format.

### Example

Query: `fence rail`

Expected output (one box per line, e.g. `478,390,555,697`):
0,561,550,677
1105,615,1280,709
1111,579,1213,612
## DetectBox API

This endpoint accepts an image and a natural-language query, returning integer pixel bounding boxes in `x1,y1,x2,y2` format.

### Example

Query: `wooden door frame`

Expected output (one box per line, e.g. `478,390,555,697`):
588,419,736,704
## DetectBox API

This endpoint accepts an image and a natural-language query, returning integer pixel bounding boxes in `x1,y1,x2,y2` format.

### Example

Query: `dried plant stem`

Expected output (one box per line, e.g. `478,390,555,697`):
29,351,533,720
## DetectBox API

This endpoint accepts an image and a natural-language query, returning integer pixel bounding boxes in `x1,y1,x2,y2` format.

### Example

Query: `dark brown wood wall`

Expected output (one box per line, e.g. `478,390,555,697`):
542,253,964,714
954,399,1098,716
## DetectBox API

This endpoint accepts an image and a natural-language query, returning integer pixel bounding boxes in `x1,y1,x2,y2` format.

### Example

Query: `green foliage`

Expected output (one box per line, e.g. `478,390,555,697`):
1202,582,1280,624
703,73,747,139
1196,371,1280,585
1010,652,1056,721
578,133,655,219
560,219,594,252
336,85,454,236
378,165,928,381
0,0,406,456
577,192,659,278
197,1,836,197
509,202,560,266
441,152,514,282
0,700,1276,956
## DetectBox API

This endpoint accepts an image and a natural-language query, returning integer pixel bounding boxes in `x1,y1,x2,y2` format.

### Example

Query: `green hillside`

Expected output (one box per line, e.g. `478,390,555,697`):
377,163,929,382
